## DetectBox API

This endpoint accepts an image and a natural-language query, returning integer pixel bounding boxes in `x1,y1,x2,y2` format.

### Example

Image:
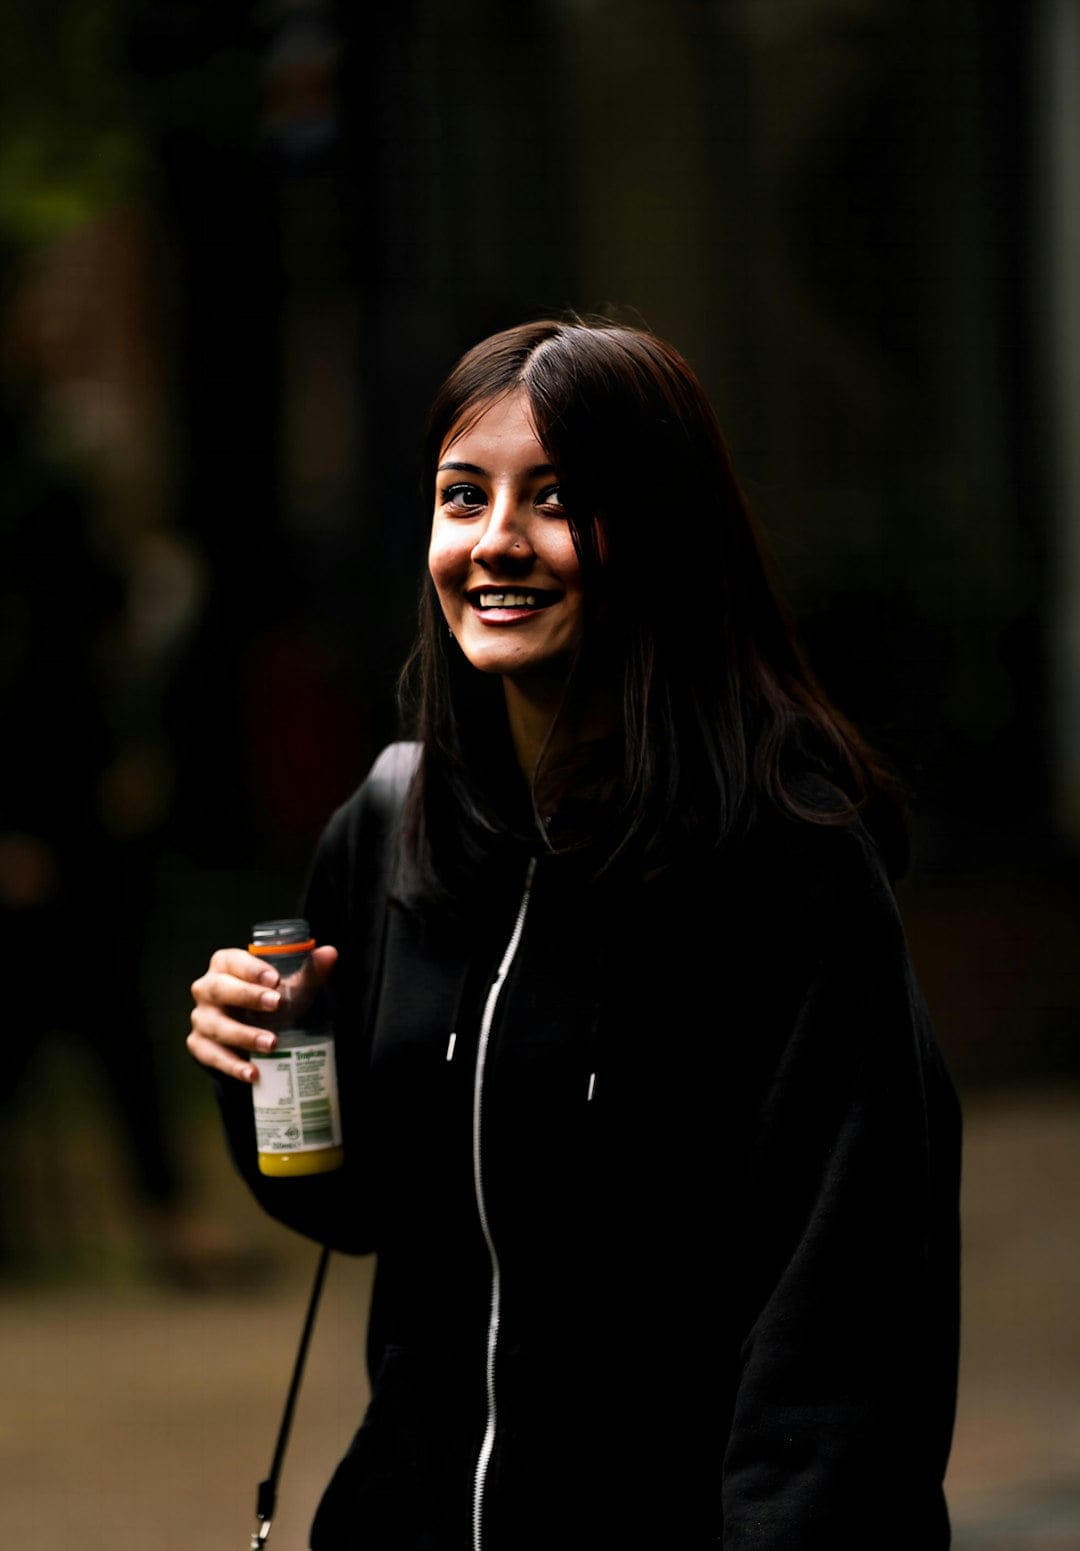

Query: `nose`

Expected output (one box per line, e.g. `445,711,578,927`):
470,489,534,572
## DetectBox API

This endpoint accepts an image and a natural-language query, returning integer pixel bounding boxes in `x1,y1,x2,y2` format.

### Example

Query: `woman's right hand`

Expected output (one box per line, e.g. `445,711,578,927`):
187,944,339,1083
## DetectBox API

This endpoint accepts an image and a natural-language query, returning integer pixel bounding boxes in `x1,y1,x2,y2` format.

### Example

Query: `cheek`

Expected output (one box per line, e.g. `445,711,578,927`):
427,526,462,596
548,530,585,589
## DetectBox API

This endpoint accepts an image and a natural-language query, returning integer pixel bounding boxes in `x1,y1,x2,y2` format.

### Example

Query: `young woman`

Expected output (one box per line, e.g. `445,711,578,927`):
189,319,961,1550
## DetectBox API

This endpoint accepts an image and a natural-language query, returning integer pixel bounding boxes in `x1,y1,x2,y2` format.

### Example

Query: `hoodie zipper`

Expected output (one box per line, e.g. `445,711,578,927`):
471,857,537,1551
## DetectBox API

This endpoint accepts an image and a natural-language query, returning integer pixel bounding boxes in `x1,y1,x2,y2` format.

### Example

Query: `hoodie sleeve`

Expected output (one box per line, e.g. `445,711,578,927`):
721,826,961,1549
211,743,418,1254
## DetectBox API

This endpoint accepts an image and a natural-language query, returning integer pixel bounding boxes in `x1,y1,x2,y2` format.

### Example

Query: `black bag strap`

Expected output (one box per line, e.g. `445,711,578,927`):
251,1243,331,1548
250,744,419,1550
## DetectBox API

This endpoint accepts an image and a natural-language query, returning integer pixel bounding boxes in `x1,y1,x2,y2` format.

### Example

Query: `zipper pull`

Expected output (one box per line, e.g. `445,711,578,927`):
446,1031,458,1062
587,1071,596,1103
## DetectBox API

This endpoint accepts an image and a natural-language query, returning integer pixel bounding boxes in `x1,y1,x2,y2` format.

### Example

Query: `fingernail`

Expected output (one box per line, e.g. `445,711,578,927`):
260,989,280,1010
259,969,279,987
256,1033,276,1052
243,1064,257,1082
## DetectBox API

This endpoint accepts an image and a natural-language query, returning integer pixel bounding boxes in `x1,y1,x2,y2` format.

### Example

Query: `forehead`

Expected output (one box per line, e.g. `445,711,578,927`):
439,388,546,466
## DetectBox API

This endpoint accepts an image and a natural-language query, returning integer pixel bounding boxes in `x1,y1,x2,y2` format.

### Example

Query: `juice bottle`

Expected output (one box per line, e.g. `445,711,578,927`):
248,917,344,1177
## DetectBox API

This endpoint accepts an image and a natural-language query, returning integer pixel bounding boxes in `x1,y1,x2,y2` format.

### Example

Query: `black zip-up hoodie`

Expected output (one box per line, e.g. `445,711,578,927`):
215,743,961,1550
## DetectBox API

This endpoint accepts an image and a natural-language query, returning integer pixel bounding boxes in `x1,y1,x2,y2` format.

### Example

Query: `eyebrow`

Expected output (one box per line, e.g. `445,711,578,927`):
436,460,557,478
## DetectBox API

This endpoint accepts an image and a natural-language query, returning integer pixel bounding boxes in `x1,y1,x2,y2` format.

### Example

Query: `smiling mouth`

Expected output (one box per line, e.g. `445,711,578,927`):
467,588,561,610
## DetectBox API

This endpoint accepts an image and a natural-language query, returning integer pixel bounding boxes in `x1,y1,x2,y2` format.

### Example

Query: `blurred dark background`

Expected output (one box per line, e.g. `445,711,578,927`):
2,3,1079,1547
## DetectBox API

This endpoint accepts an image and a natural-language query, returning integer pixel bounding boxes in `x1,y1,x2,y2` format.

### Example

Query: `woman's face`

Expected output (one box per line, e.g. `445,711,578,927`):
429,389,585,693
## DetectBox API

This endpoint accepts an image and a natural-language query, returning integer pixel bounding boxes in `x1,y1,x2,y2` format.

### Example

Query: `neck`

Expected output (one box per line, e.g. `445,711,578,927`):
501,672,615,787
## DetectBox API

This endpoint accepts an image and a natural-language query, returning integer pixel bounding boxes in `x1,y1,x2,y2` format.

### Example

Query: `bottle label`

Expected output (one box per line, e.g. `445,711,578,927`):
251,1038,342,1154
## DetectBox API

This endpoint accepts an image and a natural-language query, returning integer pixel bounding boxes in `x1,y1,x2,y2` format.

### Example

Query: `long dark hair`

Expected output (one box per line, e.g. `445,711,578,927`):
400,318,904,896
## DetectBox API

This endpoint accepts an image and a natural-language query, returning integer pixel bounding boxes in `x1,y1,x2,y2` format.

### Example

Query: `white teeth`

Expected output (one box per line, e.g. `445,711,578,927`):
478,591,537,608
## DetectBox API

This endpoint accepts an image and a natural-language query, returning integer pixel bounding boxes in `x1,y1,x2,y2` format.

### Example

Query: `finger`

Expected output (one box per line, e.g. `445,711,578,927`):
192,969,284,1014
190,1004,279,1053
309,944,339,987
208,946,283,987
187,1028,259,1084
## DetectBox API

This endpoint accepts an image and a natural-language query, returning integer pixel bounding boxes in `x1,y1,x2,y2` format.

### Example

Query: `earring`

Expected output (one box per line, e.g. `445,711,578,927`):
447,625,454,639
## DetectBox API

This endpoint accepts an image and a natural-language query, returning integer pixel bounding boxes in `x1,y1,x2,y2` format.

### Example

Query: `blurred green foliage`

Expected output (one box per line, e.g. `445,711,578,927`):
0,0,143,244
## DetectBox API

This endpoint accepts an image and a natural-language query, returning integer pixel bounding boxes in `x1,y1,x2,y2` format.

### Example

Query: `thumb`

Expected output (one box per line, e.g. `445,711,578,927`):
310,943,339,988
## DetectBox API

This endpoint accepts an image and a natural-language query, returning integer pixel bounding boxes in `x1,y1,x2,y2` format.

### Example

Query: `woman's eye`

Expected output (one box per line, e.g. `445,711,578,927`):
441,483,486,511
537,485,564,512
